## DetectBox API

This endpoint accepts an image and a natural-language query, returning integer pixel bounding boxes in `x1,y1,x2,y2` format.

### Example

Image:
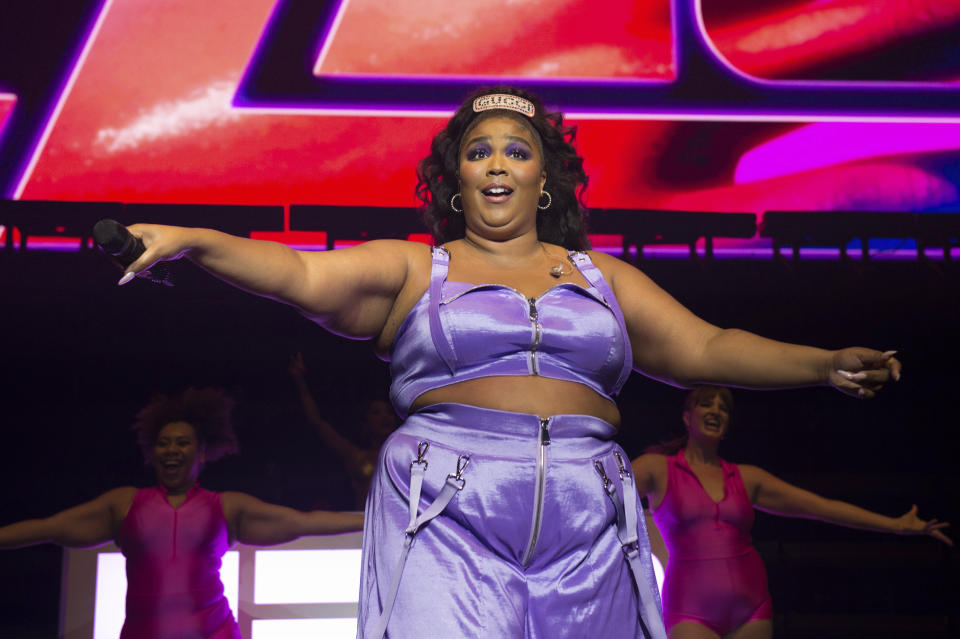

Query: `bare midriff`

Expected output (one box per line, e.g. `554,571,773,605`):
410,376,622,427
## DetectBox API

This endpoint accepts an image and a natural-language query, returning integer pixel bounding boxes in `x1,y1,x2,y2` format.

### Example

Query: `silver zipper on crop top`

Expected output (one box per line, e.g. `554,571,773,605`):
439,282,604,306
527,297,542,375
438,286,608,377
522,417,551,566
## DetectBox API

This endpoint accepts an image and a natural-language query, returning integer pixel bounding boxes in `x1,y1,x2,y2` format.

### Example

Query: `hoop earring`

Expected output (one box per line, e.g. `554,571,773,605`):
449,192,463,213
537,190,552,210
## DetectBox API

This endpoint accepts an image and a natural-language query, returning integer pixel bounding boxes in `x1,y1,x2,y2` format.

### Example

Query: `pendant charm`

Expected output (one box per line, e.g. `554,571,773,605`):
550,265,564,278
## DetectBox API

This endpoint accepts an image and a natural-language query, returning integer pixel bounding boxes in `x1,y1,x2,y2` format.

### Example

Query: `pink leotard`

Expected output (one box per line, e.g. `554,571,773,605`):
117,485,240,639
652,451,772,635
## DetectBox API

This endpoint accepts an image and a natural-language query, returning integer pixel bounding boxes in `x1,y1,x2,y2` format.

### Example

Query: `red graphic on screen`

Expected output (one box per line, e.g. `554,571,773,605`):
701,0,960,82
0,94,16,138
315,0,673,80
13,0,960,222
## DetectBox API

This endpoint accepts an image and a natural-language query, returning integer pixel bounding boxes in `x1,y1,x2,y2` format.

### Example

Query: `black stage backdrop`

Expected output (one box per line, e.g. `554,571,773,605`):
1,250,957,637
0,3,957,635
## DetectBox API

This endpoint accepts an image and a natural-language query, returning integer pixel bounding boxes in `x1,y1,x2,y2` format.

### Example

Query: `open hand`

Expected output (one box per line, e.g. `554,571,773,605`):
896,504,952,546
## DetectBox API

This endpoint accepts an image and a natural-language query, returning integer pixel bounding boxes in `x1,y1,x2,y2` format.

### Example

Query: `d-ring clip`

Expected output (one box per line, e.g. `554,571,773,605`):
411,441,430,471
594,459,612,490
449,454,471,481
614,451,630,479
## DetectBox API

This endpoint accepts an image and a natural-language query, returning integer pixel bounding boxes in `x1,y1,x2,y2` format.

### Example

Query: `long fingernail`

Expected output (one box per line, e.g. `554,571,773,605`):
882,350,897,358
838,370,867,381
858,388,866,398
118,272,135,286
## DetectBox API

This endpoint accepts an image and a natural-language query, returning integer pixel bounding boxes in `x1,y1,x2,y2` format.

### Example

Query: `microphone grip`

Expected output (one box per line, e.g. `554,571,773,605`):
92,219,173,286
92,219,144,265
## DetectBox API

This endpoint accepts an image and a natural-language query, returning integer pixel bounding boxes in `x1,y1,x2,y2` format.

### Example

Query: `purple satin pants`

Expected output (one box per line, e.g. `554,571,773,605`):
358,403,666,638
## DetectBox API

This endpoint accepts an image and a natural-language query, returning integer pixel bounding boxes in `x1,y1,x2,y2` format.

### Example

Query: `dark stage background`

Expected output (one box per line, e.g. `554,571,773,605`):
1,0,959,637
1,250,956,636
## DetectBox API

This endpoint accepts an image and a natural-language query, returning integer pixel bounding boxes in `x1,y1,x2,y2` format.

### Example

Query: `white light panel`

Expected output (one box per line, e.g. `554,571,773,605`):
254,548,361,604
91,550,240,639
651,554,664,596
251,618,358,639
221,550,240,618
93,553,125,639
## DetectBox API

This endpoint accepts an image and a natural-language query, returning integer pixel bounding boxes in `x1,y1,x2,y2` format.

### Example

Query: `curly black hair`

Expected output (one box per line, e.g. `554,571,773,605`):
416,86,590,250
131,387,239,465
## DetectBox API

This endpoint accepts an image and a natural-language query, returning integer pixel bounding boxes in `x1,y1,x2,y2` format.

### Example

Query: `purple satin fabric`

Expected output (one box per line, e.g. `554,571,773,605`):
652,452,771,634
117,485,240,639
358,403,665,638
389,248,631,419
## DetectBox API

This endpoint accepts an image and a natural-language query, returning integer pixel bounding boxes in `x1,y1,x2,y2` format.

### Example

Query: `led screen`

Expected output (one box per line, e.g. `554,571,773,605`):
5,0,960,219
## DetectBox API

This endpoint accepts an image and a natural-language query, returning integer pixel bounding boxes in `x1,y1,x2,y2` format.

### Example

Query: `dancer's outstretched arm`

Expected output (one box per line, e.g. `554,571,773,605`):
0,487,135,549
289,352,363,462
739,465,952,545
222,492,364,546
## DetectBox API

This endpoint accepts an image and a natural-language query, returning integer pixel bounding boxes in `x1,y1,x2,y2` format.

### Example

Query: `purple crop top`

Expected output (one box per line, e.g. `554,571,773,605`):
389,247,632,418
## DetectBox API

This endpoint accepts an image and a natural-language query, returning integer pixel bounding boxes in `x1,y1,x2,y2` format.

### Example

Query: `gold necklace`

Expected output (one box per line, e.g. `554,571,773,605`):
540,242,572,278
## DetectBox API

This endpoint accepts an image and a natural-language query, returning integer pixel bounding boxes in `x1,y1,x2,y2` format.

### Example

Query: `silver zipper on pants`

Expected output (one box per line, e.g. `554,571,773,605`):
522,417,551,566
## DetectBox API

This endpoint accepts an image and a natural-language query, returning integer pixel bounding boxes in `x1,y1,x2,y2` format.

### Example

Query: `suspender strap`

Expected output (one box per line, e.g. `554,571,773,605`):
427,247,458,374
372,443,469,639
568,252,633,394
596,455,668,639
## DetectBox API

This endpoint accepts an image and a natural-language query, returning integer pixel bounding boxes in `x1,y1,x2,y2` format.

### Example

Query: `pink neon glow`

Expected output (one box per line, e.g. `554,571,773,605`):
314,0,673,80
667,160,958,213
735,122,960,184
703,0,960,81
0,93,16,136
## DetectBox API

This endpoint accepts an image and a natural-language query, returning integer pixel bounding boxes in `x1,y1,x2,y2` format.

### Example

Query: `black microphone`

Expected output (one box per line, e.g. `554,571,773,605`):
92,219,172,286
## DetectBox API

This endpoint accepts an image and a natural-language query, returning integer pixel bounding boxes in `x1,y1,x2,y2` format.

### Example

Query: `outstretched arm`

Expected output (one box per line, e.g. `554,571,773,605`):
222,492,364,546
598,252,900,398
0,487,135,549
740,465,952,546
121,225,417,338
288,352,362,461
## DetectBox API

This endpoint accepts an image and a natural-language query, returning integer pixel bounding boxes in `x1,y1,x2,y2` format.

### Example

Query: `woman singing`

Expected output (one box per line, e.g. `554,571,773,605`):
113,87,899,638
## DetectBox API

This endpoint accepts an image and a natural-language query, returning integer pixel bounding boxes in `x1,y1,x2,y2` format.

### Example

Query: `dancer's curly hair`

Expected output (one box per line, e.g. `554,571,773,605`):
131,387,239,464
416,86,590,250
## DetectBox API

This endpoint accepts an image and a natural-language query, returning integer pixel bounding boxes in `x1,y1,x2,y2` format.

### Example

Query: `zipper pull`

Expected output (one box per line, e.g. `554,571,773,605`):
540,417,551,445
527,297,538,320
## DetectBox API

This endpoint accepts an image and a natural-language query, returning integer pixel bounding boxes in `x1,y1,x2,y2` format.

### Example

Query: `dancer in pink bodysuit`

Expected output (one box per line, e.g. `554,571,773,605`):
119,483,237,638
0,388,363,639
632,386,952,639
653,449,771,635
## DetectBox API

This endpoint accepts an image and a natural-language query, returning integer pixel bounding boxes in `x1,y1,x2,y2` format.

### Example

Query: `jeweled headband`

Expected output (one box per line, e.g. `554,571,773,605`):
472,93,535,117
